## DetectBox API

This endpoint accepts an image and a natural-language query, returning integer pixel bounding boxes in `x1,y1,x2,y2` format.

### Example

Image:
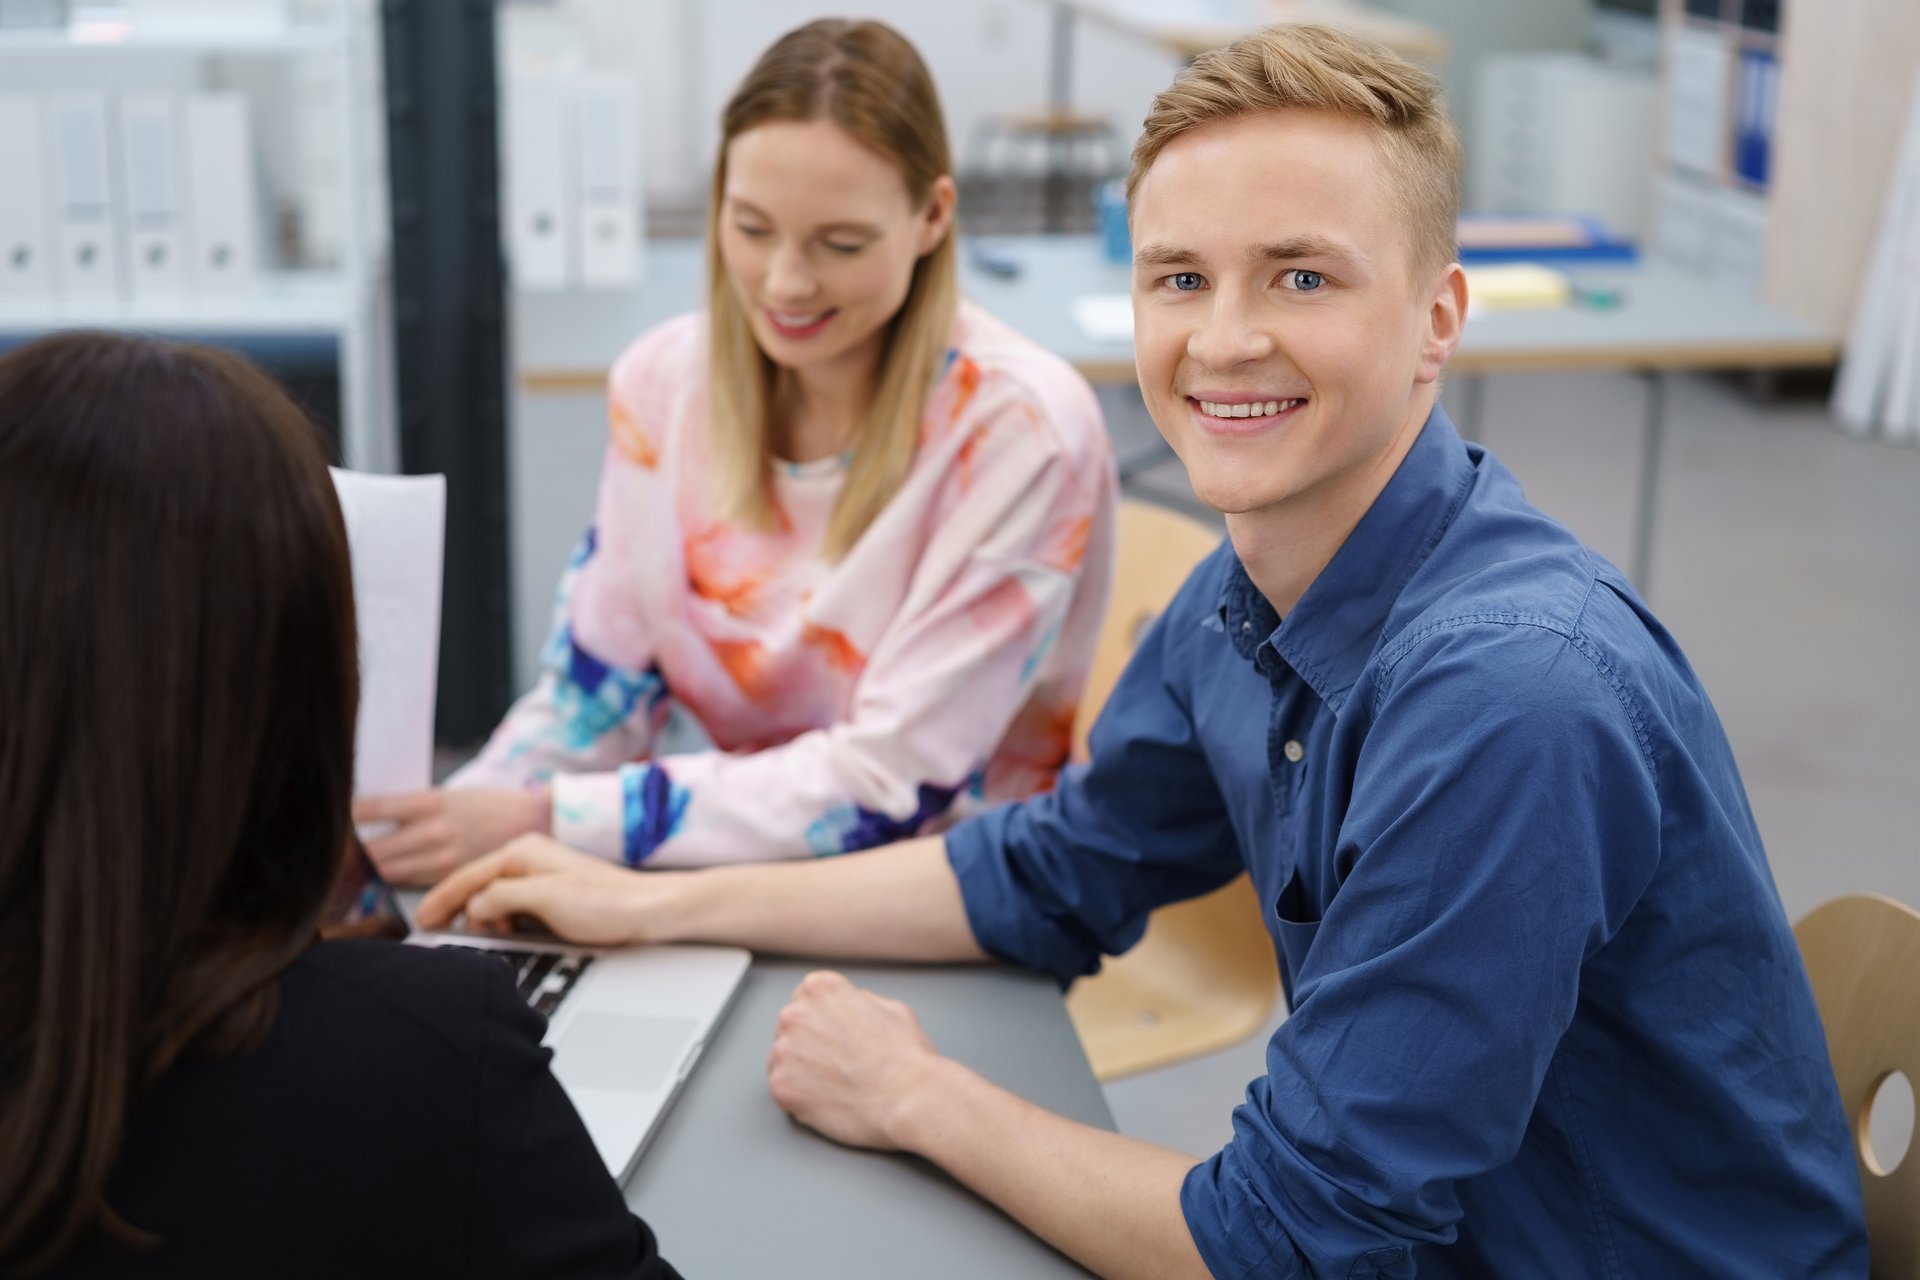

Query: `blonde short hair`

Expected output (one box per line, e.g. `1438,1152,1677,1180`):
706,19,958,562
1127,23,1461,282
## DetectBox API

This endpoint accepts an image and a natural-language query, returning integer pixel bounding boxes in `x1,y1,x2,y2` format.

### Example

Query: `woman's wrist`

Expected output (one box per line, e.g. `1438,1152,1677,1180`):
525,780,554,837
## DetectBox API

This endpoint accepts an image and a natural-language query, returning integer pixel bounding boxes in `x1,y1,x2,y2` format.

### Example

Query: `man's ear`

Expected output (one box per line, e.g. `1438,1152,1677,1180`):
1414,263,1468,386
918,175,958,256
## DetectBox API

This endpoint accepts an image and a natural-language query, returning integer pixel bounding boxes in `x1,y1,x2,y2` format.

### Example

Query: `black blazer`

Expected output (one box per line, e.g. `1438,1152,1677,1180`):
50,940,683,1279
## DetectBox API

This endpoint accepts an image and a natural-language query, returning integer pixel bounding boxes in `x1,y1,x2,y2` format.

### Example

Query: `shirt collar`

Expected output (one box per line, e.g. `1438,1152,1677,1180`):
1216,404,1477,711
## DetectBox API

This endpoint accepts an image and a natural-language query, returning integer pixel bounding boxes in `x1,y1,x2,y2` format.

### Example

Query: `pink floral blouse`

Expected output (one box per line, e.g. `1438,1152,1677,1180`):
450,301,1116,867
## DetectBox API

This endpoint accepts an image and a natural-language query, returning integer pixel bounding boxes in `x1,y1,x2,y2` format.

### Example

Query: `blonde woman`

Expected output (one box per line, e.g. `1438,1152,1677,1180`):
358,18,1116,878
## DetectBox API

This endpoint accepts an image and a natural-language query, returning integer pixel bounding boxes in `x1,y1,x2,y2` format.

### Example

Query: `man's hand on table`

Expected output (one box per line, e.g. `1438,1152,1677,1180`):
766,970,954,1151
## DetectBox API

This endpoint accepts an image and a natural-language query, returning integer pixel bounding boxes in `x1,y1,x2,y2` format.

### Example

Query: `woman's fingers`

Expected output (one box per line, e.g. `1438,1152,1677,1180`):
364,817,454,868
352,790,444,825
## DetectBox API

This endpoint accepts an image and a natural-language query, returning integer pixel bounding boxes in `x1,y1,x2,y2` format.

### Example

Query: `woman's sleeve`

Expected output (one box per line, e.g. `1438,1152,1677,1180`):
449,346,677,796
554,386,1115,868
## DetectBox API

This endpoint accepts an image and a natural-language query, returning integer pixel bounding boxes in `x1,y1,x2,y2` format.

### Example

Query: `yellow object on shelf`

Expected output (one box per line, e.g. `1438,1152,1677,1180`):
1462,263,1572,314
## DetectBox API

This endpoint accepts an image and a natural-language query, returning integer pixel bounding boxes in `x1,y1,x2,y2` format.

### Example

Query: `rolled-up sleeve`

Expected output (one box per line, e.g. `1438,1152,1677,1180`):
946,571,1245,983
1180,622,1661,1278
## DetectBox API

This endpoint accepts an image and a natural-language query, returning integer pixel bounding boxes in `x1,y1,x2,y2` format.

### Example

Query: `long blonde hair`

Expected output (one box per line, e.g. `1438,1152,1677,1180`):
706,18,959,561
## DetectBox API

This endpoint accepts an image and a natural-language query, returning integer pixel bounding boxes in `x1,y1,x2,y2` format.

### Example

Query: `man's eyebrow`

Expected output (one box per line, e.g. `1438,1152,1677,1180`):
1133,237,1368,270
1132,243,1197,269
1253,236,1365,269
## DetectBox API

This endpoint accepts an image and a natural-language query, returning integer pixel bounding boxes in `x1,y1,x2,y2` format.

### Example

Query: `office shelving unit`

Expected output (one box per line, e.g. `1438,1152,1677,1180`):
1649,0,1781,301
0,0,394,470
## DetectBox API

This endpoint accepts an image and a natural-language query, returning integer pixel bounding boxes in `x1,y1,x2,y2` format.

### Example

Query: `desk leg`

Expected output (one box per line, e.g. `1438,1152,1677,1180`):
1456,373,1487,445
1631,371,1666,595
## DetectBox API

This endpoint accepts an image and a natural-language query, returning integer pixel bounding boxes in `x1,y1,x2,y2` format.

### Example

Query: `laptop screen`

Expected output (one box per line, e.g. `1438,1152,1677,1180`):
319,840,411,942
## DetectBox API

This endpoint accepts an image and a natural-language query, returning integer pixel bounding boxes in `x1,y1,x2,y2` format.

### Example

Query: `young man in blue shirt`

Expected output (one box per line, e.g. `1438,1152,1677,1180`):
422,23,1868,1279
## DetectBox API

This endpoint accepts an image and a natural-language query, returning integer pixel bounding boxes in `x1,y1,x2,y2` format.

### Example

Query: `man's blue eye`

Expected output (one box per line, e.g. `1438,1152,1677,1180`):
1289,270,1324,291
1171,272,1204,292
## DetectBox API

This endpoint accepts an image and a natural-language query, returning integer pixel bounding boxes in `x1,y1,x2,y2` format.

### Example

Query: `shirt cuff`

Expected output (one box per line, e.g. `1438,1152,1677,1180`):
943,804,1104,984
548,770,627,862
1180,1142,1307,1280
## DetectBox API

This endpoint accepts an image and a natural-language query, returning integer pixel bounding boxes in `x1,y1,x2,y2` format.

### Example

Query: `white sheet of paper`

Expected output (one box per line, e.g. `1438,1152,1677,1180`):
1071,293,1134,343
329,468,445,799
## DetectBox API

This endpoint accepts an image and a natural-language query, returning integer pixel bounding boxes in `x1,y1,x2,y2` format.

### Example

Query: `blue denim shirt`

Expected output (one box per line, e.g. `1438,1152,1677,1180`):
947,408,1867,1278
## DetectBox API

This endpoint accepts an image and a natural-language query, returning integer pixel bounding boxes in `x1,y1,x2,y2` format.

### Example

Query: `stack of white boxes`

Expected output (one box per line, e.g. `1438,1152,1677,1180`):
1471,53,1659,242
503,70,642,292
0,89,258,306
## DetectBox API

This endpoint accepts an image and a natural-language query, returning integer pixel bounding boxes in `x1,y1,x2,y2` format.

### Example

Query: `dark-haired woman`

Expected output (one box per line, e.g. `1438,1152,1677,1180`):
0,332,679,1278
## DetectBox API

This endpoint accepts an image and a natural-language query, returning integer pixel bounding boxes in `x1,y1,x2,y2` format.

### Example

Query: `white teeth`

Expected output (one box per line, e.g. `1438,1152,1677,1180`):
771,311,829,326
1196,398,1303,419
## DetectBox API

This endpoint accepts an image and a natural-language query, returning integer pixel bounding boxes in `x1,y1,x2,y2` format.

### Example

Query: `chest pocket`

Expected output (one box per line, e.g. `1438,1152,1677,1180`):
1272,868,1322,1004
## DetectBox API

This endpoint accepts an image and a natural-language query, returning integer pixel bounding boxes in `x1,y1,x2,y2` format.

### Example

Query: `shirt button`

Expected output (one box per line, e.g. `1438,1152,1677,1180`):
1241,621,1253,632
1283,739,1304,763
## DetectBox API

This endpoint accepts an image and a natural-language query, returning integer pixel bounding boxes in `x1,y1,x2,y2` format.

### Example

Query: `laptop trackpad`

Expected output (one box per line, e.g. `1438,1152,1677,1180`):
551,1013,701,1094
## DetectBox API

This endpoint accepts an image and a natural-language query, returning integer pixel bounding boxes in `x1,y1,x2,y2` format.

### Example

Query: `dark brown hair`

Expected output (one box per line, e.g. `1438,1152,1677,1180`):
0,332,359,1270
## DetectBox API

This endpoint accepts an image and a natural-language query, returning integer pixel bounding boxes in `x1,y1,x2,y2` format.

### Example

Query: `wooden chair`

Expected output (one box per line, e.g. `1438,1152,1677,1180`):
1063,499,1281,1081
1794,894,1920,1277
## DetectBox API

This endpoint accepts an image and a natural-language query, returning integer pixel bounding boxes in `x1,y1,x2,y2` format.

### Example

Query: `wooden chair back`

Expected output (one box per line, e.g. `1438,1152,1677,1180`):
1795,893,1920,1277
1065,500,1280,1081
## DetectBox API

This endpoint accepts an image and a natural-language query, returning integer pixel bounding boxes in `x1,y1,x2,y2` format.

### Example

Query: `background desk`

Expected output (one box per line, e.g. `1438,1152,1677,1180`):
627,958,1112,1278
515,235,1838,591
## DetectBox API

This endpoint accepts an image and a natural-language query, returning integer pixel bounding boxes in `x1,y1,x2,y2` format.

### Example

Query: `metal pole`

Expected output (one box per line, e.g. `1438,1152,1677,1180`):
1631,370,1666,595
1043,2,1075,232
381,0,512,746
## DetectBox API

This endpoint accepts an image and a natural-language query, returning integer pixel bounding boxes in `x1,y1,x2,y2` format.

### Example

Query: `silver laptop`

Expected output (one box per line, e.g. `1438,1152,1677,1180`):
331,846,750,1183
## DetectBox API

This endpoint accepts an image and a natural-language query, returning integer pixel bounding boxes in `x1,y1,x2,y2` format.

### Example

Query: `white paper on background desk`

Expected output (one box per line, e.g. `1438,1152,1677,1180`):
1072,293,1134,343
330,468,445,799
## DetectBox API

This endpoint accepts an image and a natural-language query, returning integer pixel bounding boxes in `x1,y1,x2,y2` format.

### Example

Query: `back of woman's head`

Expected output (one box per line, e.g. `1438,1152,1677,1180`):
0,332,358,1270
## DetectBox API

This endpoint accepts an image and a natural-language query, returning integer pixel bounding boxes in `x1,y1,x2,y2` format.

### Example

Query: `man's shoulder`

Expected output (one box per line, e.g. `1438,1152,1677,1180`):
1365,550,1685,798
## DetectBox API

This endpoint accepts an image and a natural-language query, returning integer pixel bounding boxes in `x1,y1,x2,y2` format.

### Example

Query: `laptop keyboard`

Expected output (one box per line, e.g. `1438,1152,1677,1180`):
445,945,595,1018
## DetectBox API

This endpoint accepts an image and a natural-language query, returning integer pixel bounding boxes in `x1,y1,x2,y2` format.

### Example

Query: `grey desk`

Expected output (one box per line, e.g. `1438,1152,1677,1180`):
626,958,1111,1278
516,235,1839,588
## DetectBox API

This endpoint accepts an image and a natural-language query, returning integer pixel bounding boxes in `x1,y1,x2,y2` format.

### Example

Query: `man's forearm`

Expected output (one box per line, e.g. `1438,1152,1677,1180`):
892,1057,1213,1280
654,835,990,963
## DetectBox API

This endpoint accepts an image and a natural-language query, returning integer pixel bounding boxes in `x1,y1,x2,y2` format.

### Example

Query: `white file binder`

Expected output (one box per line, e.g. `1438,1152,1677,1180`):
45,91,121,304
118,94,191,301
505,71,572,290
0,95,53,306
573,74,641,290
184,92,259,297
